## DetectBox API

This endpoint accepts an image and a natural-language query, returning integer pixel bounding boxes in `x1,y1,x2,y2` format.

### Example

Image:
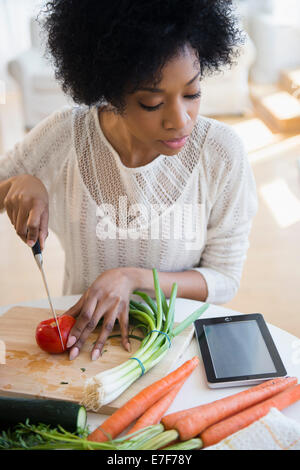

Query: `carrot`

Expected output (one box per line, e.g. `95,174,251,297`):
163,376,298,431
162,408,196,430
201,383,300,447
165,376,298,440
127,380,185,435
87,356,199,442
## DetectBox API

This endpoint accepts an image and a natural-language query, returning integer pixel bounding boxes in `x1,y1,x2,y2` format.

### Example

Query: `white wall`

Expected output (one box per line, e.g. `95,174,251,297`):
0,0,43,79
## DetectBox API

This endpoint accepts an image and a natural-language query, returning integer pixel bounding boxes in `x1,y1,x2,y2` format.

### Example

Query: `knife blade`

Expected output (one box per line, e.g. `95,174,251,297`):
31,239,65,351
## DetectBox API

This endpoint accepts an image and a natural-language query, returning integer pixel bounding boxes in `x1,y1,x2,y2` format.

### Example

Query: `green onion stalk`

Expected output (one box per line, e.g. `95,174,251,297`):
0,421,203,450
82,268,209,411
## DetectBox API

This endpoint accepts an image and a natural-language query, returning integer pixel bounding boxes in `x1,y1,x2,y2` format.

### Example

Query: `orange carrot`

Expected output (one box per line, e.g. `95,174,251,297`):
201,383,300,447
87,356,199,442
127,380,185,435
162,376,298,431
162,408,196,430
165,376,298,440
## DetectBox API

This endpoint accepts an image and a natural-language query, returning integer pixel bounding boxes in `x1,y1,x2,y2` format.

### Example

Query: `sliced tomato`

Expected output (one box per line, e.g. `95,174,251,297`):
35,314,76,354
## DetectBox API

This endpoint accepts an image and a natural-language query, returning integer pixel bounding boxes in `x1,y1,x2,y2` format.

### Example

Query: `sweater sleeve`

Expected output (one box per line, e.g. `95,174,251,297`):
191,124,258,304
0,105,73,214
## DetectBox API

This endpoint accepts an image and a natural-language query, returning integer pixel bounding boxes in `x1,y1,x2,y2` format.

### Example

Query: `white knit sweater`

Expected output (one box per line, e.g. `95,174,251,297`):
0,105,258,304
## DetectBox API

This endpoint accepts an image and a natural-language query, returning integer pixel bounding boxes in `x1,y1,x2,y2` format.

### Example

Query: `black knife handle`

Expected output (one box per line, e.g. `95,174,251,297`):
32,239,42,256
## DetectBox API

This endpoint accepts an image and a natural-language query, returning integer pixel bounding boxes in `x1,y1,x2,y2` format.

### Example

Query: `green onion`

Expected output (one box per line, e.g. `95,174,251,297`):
82,268,209,412
0,421,167,450
129,300,156,321
162,438,203,450
132,290,158,316
171,303,209,337
2,421,201,451
135,429,179,450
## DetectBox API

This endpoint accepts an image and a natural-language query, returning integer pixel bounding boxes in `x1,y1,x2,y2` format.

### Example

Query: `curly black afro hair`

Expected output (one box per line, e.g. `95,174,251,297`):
39,0,243,113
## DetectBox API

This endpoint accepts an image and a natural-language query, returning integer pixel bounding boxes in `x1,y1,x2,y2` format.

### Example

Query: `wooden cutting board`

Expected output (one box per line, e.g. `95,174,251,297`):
0,306,194,414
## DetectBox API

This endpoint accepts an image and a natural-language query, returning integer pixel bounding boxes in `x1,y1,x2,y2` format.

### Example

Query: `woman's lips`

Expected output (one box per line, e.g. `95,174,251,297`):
160,136,188,149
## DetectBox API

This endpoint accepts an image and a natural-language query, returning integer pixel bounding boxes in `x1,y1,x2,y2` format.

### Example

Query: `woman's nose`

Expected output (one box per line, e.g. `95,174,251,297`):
163,105,191,130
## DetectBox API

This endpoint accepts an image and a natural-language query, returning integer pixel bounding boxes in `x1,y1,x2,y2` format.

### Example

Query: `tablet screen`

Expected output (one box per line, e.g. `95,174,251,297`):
204,320,277,378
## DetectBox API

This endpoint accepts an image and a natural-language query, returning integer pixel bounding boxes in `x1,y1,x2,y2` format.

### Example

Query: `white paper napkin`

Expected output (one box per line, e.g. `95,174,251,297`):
204,407,300,450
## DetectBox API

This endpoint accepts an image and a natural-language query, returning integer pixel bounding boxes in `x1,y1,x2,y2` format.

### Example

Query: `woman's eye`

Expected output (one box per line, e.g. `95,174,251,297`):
185,91,201,100
139,103,162,112
139,91,201,112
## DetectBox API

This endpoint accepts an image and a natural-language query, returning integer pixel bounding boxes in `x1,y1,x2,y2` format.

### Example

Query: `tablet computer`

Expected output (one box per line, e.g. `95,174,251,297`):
194,313,287,388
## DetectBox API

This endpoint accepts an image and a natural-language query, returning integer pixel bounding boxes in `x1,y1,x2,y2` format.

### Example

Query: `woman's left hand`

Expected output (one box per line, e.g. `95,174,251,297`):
63,267,138,361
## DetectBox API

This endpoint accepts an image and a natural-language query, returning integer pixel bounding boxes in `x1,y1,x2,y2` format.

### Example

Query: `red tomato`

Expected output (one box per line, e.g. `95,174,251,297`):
35,314,76,354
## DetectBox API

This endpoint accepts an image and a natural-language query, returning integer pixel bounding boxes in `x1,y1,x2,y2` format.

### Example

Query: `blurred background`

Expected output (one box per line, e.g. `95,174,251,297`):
0,0,299,336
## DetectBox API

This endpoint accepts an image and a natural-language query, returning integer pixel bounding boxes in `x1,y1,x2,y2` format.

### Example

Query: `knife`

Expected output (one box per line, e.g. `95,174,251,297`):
31,239,65,351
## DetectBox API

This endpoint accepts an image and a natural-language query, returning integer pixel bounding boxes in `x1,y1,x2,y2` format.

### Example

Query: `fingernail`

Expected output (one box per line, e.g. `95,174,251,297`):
67,336,76,348
92,349,100,361
126,342,131,352
27,240,34,247
69,347,79,361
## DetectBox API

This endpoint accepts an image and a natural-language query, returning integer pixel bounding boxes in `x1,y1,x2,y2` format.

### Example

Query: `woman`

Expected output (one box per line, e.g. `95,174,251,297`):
0,0,258,361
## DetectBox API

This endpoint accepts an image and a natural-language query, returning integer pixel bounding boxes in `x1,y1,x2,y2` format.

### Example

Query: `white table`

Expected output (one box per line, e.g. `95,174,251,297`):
1,295,300,432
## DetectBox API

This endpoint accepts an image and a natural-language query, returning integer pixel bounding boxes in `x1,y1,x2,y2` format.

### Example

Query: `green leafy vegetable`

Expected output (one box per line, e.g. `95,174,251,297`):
82,268,209,411
0,420,191,450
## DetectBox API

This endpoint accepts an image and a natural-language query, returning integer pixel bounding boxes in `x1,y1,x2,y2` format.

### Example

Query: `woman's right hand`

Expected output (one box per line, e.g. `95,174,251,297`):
1,174,49,250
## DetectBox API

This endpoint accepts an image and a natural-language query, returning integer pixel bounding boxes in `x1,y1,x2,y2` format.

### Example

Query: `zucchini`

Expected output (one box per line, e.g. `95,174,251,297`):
0,396,87,432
